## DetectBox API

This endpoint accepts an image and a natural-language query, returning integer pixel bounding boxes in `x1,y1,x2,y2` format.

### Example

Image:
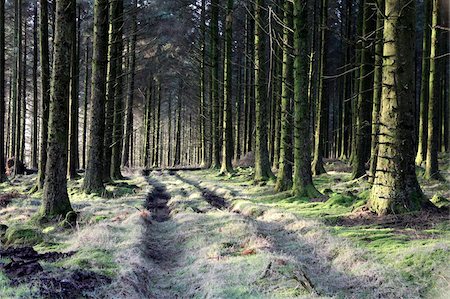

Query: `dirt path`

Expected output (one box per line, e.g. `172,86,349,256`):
139,171,419,299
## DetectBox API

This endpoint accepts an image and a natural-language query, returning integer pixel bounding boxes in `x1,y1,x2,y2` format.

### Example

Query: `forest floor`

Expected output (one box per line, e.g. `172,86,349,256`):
0,155,449,298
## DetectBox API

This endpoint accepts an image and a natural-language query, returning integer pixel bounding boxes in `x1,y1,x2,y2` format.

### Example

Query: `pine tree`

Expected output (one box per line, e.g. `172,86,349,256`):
424,0,442,180
275,0,293,192
40,0,75,219
254,0,274,182
220,0,234,175
0,0,5,182
368,0,426,215
292,0,321,197
83,0,109,194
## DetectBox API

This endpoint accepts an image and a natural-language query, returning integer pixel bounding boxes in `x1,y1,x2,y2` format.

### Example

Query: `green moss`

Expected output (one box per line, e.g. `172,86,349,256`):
430,193,450,208
0,272,36,298
57,249,118,277
324,193,356,207
3,226,44,247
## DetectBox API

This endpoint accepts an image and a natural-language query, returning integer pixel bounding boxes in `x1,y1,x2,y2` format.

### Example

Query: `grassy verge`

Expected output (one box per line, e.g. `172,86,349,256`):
180,157,450,297
0,172,148,297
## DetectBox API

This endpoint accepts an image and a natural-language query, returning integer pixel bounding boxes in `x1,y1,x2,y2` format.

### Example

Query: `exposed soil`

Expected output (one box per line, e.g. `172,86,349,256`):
335,206,450,230
0,246,110,298
145,179,172,222
0,191,22,208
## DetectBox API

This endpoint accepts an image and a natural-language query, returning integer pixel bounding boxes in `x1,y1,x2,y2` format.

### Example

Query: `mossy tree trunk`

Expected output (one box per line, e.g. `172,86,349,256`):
210,0,220,169
68,7,80,180
31,4,38,170
352,0,377,179
41,0,75,219
82,40,90,170
368,0,384,184
254,0,274,182
0,0,5,182
368,0,426,215
12,0,22,177
199,0,208,168
153,82,162,168
122,0,137,168
311,0,328,176
424,0,441,180
111,0,124,179
174,94,182,166
83,0,109,194
292,0,321,198
36,0,50,189
220,0,234,175
275,0,293,192
415,0,432,166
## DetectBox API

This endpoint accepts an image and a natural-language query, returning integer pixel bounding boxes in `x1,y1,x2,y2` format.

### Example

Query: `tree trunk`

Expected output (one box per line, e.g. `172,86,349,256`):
368,0,384,184
210,0,220,169
82,39,90,170
111,0,124,179
12,0,22,177
36,0,51,189
311,0,327,176
0,0,5,181
275,0,293,192
83,0,109,194
254,0,274,182
368,0,426,215
292,0,321,197
424,0,441,180
153,82,162,168
40,0,75,219
352,0,377,179
122,0,137,168
220,0,234,175
68,6,80,179
415,0,432,166
31,3,38,169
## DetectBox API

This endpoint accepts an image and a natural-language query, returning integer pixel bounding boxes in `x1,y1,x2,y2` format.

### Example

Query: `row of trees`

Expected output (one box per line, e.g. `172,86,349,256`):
0,0,448,220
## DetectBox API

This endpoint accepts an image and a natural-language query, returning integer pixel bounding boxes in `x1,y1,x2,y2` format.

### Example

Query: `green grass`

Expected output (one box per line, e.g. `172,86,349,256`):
182,167,450,297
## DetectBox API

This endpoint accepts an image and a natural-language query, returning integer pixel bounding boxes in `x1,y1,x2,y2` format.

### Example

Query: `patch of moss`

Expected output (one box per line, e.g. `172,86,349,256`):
324,193,356,208
3,226,43,247
431,194,450,208
57,249,118,277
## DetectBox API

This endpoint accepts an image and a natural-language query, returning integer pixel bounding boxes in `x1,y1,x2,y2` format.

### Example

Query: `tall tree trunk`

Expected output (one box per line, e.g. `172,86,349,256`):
111,0,124,179
103,0,119,181
368,0,426,215
143,81,152,167
352,0,377,179
13,0,22,176
36,0,50,189
292,0,321,197
122,0,137,168
275,0,293,192
20,19,26,163
68,7,80,179
254,0,274,182
368,0,384,184
210,0,220,169
424,0,441,180
0,0,5,181
82,39,90,170
415,0,432,166
220,0,234,175
167,96,172,166
174,95,182,166
199,0,208,167
31,3,38,169
40,0,75,219
83,0,109,194
153,82,162,168
234,55,242,161
311,0,328,176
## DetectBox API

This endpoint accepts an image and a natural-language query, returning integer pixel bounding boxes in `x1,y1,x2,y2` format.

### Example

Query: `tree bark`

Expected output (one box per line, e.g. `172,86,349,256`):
220,0,234,175
254,0,274,182
368,0,426,215
83,0,109,194
41,0,75,219
0,0,5,181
